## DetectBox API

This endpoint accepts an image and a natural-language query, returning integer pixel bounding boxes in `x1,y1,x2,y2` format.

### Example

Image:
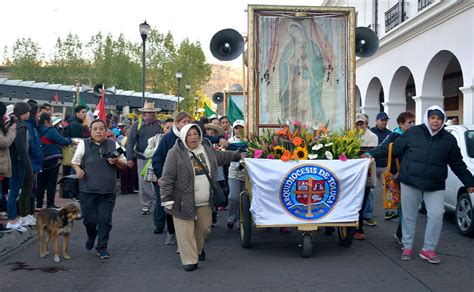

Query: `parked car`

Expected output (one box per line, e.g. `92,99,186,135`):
444,125,474,237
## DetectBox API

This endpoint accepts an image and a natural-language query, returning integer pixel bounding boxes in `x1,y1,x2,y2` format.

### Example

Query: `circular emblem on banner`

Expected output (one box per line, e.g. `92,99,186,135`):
279,164,340,221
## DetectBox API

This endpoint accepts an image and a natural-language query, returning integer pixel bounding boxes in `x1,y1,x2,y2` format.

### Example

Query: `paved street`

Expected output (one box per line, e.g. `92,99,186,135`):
0,192,472,291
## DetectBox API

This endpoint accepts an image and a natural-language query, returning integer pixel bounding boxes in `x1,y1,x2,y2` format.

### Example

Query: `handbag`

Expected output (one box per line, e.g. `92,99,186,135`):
383,143,401,209
61,145,76,166
190,152,226,207
141,159,158,183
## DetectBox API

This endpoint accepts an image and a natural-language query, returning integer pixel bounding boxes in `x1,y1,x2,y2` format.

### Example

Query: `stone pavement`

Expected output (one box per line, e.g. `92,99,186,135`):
0,192,472,291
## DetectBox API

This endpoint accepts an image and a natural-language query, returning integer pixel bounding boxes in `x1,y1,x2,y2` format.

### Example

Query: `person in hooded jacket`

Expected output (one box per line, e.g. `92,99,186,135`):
368,105,474,264
7,102,33,232
36,113,73,209
159,124,241,271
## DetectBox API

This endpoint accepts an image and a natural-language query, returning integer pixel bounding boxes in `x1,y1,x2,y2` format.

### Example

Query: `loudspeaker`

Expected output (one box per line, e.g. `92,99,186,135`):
212,92,224,104
210,29,244,61
355,27,379,58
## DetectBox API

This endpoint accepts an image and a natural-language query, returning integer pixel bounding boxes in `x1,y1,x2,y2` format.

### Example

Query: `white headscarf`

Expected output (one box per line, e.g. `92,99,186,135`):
179,123,204,154
423,105,447,136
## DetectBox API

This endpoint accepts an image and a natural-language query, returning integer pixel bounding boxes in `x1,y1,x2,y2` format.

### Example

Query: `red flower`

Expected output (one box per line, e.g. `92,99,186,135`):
339,154,348,161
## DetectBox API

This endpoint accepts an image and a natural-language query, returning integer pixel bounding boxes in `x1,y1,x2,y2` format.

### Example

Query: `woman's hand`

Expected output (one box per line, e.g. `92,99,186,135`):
467,187,474,193
75,168,85,179
108,158,118,165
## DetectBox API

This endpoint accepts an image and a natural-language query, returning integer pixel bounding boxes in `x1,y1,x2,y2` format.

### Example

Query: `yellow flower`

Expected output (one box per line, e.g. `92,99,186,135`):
293,146,308,160
273,145,286,156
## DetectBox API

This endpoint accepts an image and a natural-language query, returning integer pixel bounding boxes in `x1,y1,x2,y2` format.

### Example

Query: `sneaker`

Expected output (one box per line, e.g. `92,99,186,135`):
353,231,365,240
363,218,377,226
419,250,441,264
141,207,150,215
384,211,399,220
19,216,35,226
394,233,402,245
0,224,12,233
401,248,413,260
227,222,234,230
165,233,176,245
6,222,27,233
96,250,110,259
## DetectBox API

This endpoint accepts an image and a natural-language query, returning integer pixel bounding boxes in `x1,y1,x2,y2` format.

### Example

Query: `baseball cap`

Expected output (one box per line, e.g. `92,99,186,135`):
355,113,367,123
376,112,389,120
51,116,62,126
233,119,244,128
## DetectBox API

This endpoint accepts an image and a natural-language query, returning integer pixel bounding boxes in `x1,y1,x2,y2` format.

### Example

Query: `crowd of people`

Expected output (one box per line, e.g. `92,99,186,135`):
1,99,473,270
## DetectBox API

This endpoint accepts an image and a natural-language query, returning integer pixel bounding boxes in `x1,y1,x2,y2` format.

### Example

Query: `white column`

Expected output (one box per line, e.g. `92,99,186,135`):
360,105,379,126
460,85,474,124
412,95,444,124
382,101,406,129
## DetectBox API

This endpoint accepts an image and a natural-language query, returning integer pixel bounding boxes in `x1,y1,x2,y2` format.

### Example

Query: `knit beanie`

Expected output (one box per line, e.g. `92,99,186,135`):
13,102,31,117
0,101,6,118
427,109,444,119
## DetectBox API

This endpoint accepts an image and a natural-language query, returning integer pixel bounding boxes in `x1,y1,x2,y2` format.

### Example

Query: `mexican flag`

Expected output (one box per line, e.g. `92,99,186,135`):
204,103,216,117
226,96,244,123
72,93,89,111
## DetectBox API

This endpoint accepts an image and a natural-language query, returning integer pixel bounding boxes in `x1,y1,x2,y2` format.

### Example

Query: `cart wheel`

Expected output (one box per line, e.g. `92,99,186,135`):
337,227,355,247
301,233,313,258
240,191,252,248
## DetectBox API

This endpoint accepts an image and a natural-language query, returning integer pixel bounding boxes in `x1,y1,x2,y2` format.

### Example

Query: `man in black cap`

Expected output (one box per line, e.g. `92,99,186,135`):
370,112,396,221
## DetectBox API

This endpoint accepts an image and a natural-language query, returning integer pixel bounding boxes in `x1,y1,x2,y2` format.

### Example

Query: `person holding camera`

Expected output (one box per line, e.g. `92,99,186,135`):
159,124,241,271
71,119,127,259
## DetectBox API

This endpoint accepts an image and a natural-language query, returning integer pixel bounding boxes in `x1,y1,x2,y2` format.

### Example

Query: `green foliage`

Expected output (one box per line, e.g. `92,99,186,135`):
5,29,212,98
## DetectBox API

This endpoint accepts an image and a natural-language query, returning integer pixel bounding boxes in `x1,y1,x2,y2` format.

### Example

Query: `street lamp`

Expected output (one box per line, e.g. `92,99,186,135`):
194,96,199,116
185,83,191,112
139,20,151,104
176,71,182,111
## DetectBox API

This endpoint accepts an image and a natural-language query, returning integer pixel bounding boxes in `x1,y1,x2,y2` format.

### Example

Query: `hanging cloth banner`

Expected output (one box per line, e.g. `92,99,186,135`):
244,158,370,225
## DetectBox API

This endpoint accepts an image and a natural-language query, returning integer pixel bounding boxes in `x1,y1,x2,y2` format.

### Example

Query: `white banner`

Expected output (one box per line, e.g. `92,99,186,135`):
244,158,370,225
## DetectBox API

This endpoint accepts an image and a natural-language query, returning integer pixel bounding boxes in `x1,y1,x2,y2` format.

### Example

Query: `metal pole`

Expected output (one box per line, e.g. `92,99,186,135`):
177,78,181,112
142,38,146,103
186,87,190,113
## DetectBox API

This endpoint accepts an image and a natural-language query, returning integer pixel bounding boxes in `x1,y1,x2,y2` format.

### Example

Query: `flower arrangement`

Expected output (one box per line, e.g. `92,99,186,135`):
245,121,362,162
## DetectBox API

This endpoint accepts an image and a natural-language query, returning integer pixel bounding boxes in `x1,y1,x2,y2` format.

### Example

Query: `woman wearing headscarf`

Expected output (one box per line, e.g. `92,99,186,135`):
159,124,241,271
369,105,474,264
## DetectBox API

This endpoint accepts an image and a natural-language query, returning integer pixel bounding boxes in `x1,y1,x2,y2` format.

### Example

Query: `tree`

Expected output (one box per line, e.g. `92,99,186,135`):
5,28,212,107
9,38,43,80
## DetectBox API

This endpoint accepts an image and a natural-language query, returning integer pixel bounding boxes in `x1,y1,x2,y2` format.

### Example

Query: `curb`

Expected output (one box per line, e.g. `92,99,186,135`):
0,225,37,259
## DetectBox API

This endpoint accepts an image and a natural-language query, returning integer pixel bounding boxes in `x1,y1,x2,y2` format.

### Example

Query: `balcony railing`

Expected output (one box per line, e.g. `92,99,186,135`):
385,2,406,33
418,0,435,11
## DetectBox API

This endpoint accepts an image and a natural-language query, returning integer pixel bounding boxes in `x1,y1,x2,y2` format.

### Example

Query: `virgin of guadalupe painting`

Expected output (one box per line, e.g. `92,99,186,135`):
255,11,351,131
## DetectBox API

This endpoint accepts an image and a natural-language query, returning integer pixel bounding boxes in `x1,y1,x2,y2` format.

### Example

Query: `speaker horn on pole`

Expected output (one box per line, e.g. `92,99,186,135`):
212,92,224,104
355,27,379,58
210,29,244,61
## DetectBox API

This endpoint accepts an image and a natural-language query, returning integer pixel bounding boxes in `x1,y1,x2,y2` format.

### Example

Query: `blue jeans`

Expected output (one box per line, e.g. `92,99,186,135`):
363,189,373,219
8,161,25,220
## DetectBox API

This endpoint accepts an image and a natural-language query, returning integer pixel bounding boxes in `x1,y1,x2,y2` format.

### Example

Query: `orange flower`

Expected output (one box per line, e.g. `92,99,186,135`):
292,137,303,146
281,150,292,162
276,129,287,136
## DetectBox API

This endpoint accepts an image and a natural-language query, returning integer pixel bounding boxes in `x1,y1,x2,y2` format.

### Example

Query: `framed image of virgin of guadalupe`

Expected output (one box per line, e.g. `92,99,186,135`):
246,5,356,136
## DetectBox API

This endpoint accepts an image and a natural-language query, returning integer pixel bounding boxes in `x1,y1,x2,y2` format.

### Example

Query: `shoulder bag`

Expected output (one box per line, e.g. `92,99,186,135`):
190,152,226,207
382,143,401,209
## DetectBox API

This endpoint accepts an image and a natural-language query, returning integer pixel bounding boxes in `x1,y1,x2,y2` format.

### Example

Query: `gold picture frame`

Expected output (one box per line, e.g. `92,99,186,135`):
246,5,356,137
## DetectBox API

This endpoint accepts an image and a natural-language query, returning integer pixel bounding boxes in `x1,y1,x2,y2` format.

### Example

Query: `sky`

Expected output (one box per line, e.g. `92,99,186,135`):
0,0,324,67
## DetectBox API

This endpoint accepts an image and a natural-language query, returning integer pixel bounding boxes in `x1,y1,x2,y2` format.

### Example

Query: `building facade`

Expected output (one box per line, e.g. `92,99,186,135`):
323,0,473,127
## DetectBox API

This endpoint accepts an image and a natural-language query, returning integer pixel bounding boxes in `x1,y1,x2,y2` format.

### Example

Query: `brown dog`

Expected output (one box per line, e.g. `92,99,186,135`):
36,202,82,262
